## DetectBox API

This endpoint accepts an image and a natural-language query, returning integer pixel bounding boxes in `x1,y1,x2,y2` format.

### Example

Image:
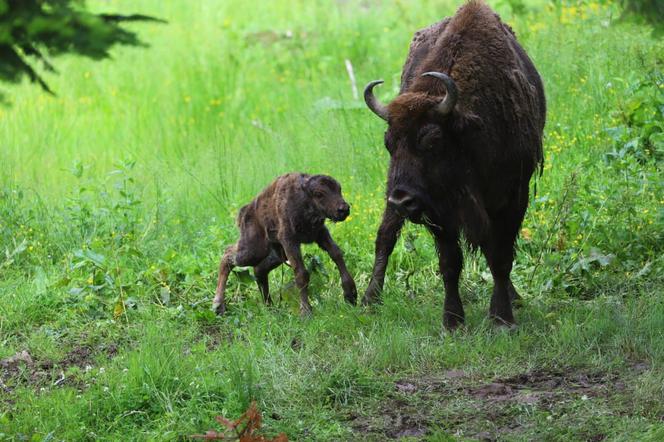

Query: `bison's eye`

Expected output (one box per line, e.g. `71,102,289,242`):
313,191,325,199
417,126,441,152
418,140,434,151
417,135,435,151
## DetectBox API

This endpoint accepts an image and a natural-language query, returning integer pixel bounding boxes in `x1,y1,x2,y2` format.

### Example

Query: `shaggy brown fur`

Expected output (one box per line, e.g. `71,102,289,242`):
389,0,544,165
212,173,356,316
363,0,546,329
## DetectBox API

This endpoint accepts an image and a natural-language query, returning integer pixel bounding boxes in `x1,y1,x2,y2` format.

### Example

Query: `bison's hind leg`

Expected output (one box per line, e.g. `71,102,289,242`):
482,232,519,327
481,180,531,325
254,250,284,306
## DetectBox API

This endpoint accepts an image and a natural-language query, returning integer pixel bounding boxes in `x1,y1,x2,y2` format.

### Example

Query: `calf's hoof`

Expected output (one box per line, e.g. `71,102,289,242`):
344,288,358,305
342,280,357,305
361,283,383,306
300,302,313,317
212,301,226,316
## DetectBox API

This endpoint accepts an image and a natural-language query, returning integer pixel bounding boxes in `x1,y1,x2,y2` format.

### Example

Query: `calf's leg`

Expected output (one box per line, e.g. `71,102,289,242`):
316,227,357,304
212,244,237,315
212,228,270,315
362,208,405,305
253,250,284,305
280,239,312,316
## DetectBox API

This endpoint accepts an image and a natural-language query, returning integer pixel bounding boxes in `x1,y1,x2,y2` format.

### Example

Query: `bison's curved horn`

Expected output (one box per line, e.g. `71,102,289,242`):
364,80,389,121
421,72,458,117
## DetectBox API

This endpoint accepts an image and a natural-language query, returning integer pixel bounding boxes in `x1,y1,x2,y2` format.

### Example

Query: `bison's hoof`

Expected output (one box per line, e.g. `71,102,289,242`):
212,301,226,316
494,320,518,332
490,314,516,329
443,311,465,331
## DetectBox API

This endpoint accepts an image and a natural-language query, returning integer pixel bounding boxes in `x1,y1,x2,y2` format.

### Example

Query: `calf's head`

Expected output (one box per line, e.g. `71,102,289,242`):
301,175,350,222
364,73,463,223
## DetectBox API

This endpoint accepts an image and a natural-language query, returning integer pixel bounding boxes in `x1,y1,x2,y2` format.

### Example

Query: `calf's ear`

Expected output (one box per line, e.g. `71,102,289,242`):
299,175,314,196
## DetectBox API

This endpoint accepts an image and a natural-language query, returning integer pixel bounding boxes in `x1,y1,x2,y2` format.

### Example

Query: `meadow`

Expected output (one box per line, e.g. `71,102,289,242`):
1,0,663,440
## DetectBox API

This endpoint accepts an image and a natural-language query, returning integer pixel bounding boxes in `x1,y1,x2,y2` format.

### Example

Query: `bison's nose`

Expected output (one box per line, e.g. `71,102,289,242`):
388,188,420,217
336,203,350,220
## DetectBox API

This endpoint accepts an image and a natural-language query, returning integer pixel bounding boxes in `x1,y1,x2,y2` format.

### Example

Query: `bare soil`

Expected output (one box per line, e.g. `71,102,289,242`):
0,343,118,394
349,364,648,440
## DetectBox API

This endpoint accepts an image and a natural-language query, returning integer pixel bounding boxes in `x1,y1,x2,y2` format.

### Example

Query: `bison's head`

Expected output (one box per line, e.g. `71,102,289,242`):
302,175,351,222
364,72,467,225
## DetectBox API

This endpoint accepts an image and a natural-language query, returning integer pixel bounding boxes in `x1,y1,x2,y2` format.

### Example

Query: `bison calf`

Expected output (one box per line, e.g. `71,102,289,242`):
212,173,357,316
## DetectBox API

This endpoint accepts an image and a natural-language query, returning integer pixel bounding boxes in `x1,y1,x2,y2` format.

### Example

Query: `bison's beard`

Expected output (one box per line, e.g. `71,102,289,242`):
406,209,424,224
410,196,455,233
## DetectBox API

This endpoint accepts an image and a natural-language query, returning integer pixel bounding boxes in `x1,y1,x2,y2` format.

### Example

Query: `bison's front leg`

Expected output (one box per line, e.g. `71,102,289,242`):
432,230,465,330
362,208,405,305
281,239,312,316
316,227,357,304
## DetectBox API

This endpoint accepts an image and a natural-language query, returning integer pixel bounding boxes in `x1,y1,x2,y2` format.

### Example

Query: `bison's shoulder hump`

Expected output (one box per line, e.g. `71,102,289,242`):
400,18,451,92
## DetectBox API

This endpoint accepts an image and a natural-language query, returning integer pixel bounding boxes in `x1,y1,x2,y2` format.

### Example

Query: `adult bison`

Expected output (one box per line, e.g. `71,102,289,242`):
362,0,546,329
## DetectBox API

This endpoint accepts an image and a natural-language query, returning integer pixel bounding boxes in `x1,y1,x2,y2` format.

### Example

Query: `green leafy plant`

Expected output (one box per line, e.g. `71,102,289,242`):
0,0,164,100
620,0,664,31
606,68,664,163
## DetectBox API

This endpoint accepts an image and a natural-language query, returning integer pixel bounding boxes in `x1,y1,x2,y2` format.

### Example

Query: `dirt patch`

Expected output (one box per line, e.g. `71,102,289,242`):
0,343,119,394
350,370,468,439
349,365,647,440
200,324,238,351
0,351,33,372
1,350,60,393
349,397,429,440
59,343,118,370
467,369,625,409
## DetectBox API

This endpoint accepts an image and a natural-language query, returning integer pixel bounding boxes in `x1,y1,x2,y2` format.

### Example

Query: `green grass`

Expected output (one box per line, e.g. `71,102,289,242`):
1,0,663,440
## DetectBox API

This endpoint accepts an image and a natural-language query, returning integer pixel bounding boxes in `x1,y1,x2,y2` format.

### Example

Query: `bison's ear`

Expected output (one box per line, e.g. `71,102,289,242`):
451,108,482,132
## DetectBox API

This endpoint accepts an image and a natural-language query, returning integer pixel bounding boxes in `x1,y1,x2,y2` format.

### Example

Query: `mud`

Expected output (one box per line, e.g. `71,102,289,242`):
200,324,240,351
349,364,648,440
0,343,118,394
